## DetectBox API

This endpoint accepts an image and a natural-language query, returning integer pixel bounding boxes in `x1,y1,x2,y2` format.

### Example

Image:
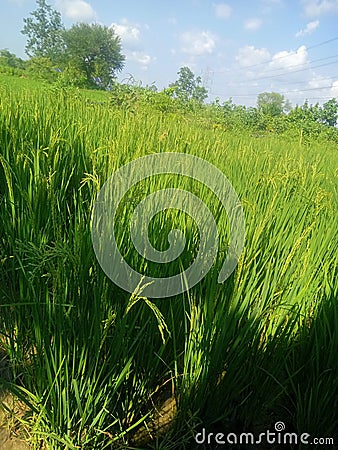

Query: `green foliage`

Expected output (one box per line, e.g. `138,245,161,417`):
21,2,126,89
63,23,125,89
110,80,183,113
55,63,88,88
257,91,291,116
25,56,58,82
106,77,338,141
206,95,337,141
0,49,26,69
0,75,337,448
320,98,338,127
21,0,64,61
0,64,25,77
169,66,208,104
286,99,338,142
110,80,140,109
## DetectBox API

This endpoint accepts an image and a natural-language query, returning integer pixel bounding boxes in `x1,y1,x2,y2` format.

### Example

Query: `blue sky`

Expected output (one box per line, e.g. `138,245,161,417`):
2,0,338,106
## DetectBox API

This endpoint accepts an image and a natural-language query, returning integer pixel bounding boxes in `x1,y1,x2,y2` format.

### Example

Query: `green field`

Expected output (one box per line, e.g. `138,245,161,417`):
0,74,337,449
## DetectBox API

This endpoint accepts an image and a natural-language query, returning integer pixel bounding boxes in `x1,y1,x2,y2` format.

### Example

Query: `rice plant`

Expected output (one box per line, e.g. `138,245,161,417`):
0,76,337,449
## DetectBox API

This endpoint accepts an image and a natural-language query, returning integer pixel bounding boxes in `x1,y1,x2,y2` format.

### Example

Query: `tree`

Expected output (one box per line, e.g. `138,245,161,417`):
63,24,125,88
169,66,208,103
21,0,64,61
26,56,58,82
320,98,338,127
257,92,291,116
290,99,338,128
0,49,26,69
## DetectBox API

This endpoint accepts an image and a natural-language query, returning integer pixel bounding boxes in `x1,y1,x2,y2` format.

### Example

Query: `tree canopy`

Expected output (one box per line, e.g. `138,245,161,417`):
0,49,25,69
63,23,125,88
257,92,292,117
169,66,208,104
21,0,125,88
320,98,338,127
21,0,64,61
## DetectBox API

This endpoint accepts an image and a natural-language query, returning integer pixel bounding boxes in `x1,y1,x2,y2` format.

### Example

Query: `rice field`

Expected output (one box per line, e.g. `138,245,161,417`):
0,75,337,449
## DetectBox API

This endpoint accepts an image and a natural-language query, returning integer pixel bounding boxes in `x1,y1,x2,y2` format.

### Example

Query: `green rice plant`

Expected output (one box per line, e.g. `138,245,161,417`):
0,75,337,449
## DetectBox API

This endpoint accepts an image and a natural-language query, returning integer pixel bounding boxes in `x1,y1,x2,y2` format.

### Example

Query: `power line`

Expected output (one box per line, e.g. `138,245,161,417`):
212,56,338,90
212,54,338,83
211,83,336,99
210,61,338,97
254,52,338,76
305,36,338,50
205,37,338,103
225,75,335,89
212,36,338,73
234,59,338,82
269,75,335,86
278,84,336,95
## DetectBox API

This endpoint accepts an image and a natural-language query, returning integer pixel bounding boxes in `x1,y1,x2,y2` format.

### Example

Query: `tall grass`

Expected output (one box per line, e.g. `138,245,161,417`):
0,78,337,449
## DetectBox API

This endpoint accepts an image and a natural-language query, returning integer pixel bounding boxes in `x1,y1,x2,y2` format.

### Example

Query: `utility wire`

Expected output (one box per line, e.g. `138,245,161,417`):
211,83,336,98
247,52,338,76
225,75,335,89
235,59,338,82
212,54,338,82
212,36,338,73
278,84,336,94
206,37,338,102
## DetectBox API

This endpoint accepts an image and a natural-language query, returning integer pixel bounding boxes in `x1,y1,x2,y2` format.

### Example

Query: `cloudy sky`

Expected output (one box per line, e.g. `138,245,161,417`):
2,0,338,106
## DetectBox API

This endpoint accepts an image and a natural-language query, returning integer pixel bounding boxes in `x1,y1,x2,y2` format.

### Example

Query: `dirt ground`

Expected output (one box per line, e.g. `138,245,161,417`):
1,349,30,449
0,395,30,450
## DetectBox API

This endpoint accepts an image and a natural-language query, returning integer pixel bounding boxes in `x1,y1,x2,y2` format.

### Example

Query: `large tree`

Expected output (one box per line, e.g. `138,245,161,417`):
257,92,291,117
21,0,64,61
169,66,208,103
63,23,125,88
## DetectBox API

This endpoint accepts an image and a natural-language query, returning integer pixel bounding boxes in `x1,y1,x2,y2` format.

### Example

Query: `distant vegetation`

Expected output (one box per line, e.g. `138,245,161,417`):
1,0,337,135
1,49,337,143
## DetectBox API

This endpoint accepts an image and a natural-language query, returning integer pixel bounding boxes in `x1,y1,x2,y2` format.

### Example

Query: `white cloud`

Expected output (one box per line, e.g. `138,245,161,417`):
54,0,96,22
330,80,338,97
244,18,263,31
129,52,150,66
110,19,141,49
295,20,320,37
216,41,332,107
308,75,330,89
236,45,309,72
128,51,154,70
269,45,308,70
180,30,216,56
236,45,271,67
307,77,338,99
302,0,338,17
109,19,153,69
214,3,232,19
108,20,153,69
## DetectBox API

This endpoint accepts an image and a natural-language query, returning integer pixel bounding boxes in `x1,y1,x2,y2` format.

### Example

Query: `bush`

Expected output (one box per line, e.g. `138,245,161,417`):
26,56,58,82
55,64,88,88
